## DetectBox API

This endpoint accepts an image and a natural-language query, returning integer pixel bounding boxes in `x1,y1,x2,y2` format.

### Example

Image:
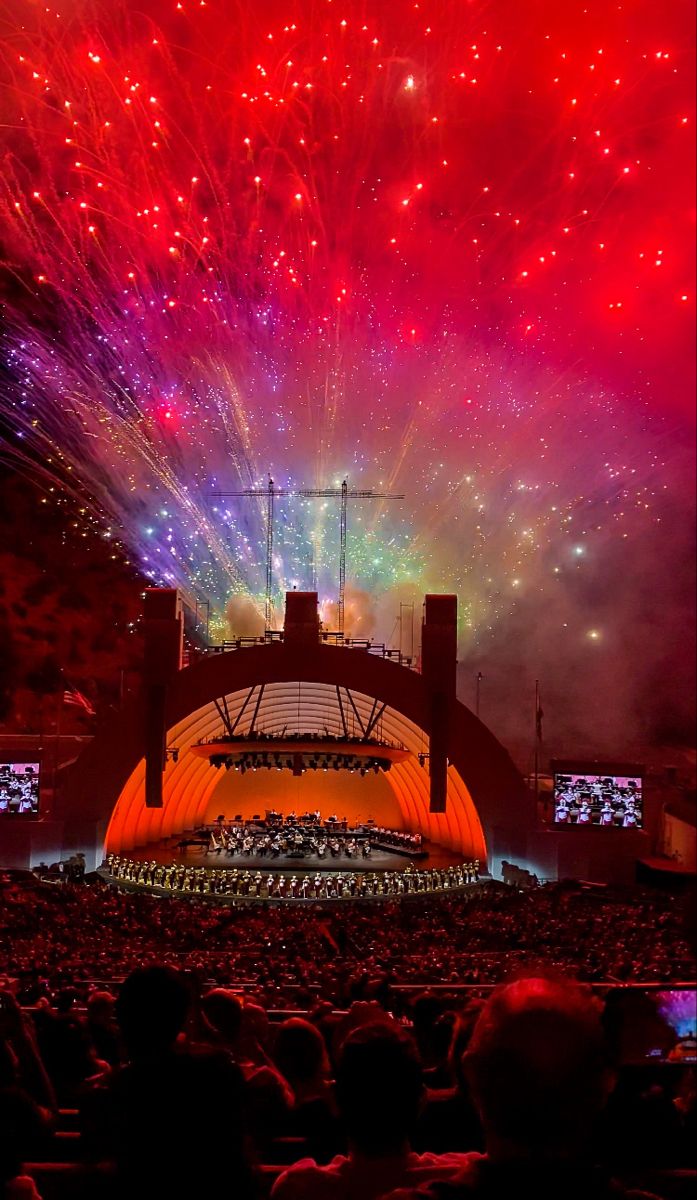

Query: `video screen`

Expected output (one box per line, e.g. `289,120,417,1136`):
0,763,40,816
605,988,697,1065
553,772,642,829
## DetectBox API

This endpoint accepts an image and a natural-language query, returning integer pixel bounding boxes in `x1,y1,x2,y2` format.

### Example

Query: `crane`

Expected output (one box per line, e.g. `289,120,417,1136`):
211,477,404,634
211,477,289,631
298,480,404,635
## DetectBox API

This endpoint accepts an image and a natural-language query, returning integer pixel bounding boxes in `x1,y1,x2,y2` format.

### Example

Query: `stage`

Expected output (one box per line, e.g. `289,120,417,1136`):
101,824,481,902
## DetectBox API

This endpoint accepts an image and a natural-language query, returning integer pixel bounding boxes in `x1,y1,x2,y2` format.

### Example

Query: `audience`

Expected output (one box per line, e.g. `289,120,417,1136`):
0,876,694,1199
1,879,693,1010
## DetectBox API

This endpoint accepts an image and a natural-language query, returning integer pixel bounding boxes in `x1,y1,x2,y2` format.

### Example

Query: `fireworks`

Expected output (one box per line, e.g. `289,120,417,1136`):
0,0,694,661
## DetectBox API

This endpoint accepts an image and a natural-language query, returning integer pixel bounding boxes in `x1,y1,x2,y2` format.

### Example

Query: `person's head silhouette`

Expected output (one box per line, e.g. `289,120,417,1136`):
116,966,191,1059
335,1023,423,1158
464,977,613,1161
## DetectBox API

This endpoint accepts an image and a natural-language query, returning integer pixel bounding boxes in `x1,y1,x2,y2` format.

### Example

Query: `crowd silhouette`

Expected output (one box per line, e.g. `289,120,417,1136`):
0,875,694,1199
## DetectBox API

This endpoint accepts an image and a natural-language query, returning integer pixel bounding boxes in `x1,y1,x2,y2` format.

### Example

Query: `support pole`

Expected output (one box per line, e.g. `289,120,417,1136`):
338,479,348,636
265,478,275,631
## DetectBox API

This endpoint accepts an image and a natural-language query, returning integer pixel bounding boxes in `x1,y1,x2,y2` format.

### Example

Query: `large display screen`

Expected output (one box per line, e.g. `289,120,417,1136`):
0,763,40,815
605,988,697,1064
553,771,642,828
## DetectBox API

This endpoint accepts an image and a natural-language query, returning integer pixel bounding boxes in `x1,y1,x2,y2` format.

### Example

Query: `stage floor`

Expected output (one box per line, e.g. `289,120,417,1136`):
128,836,463,874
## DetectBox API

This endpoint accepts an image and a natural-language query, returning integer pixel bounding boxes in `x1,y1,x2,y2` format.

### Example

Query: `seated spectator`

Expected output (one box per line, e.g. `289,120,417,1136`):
85,990,120,1067
0,992,55,1119
32,989,104,1104
271,1023,466,1200
273,1018,342,1163
0,1030,52,1200
81,967,256,1199
422,1012,458,1090
414,1002,484,1156
386,976,662,1200
199,987,292,1157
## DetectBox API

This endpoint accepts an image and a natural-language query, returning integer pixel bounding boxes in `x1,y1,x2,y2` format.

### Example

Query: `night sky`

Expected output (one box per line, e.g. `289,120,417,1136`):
0,0,694,753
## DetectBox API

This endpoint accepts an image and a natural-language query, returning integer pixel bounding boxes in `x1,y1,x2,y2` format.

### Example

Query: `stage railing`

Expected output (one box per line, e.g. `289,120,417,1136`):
184,633,414,669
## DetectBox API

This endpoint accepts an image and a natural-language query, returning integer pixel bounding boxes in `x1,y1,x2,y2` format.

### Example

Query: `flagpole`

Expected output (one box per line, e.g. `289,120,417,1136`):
53,683,63,820
534,678,540,810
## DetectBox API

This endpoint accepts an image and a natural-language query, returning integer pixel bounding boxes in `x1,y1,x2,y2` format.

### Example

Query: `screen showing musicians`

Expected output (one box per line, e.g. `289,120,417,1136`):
553,773,643,828
0,762,40,816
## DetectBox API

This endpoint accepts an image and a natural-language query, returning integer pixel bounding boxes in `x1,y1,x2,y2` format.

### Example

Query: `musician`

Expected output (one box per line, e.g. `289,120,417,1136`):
555,797,570,824
577,800,592,825
599,801,614,826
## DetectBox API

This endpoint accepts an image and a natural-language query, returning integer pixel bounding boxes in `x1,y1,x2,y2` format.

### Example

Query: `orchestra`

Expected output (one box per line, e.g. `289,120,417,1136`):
199,813,421,861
